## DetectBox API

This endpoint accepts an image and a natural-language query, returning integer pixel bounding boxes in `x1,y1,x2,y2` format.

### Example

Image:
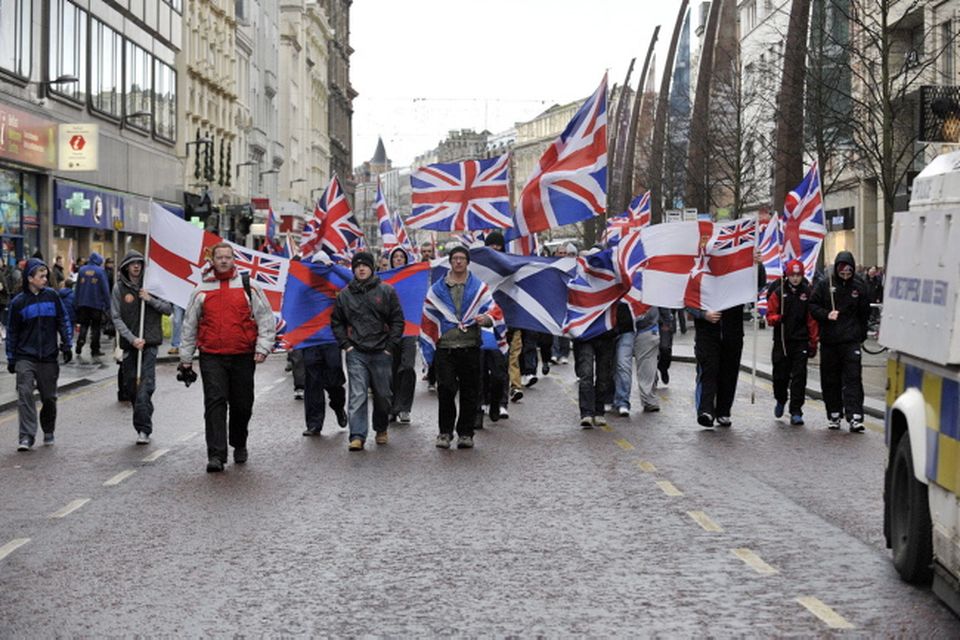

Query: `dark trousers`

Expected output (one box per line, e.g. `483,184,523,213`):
479,348,507,410
75,306,102,354
289,349,305,390
573,333,615,418
199,353,256,462
820,341,864,420
391,336,417,414
521,331,553,374
435,347,481,437
694,330,743,419
120,346,158,434
772,340,808,415
658,327,674,380
302,343,346,432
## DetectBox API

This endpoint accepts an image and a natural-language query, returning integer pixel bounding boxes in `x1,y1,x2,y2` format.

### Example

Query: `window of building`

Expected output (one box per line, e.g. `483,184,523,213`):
162,0,181,12
154,60,177,142
48,0,87,103
90,19,122,119
742,0,757,33
0,0,32,78
125,41,153,130
942,21,955,82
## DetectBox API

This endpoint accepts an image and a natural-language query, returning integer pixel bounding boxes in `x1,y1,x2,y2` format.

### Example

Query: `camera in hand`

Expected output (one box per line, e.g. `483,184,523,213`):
176,364,198,387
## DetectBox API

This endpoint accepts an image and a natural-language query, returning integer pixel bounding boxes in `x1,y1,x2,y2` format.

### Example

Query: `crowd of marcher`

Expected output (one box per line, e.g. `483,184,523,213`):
3,240,881,473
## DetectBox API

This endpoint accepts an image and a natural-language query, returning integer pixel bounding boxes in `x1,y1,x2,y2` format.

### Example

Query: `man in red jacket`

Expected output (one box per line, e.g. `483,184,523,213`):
179,243,276,472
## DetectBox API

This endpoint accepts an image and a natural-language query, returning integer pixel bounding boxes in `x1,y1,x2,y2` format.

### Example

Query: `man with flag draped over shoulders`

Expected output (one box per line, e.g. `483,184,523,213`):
420,246,496,450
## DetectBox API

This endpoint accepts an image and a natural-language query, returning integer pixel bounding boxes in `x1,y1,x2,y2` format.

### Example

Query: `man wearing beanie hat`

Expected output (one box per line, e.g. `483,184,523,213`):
6,259,73,451
766,259,819,425
332,251,405,450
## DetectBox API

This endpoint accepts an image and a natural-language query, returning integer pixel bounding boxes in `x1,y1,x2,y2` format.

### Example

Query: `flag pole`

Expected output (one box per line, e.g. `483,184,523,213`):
136,201,151,390
751,233,759,404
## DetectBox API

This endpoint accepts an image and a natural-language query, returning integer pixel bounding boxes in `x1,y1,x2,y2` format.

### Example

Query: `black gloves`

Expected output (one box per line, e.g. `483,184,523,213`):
176,363,198,388
61,348,73,364
7,361,15,374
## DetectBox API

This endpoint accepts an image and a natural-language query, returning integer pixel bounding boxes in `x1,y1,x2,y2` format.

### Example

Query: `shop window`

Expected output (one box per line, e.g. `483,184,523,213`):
48,0,87,104
0,169,40,262
90,19,122,119
125,41,153,131
154,60,177,142
0,0,32,78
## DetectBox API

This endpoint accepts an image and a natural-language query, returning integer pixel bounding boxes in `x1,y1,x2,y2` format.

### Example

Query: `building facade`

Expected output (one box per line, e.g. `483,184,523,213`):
322,0,355,197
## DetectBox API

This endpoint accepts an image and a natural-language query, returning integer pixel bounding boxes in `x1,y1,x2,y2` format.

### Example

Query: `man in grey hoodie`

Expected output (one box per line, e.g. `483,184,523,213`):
111,251,173,444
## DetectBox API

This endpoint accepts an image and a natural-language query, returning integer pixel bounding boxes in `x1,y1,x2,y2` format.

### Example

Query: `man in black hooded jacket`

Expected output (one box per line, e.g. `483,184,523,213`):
809,251,871,432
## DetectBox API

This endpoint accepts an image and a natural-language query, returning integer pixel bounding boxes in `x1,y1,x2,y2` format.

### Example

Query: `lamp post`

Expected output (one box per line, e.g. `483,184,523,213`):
258,168,279,193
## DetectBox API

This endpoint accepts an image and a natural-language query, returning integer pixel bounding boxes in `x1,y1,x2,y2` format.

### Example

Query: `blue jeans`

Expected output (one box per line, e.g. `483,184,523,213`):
170,305,184,348
345,349,393,441
613,331,635,409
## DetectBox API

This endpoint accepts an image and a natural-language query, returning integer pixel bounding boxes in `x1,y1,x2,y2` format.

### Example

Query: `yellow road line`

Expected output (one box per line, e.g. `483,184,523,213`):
636,460,657,473
0,538,30,561
687,510,723,532
177,432,199,442
141,448,170,463
614,438,635,451
599,425,613,433
731,548,778,576
49,498,91,519
103,469,137,487
796,596,855,629
656,480,683,497
865,420,883,434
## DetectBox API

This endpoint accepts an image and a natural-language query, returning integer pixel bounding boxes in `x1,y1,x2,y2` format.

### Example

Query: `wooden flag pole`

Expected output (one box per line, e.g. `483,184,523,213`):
136,203,151,390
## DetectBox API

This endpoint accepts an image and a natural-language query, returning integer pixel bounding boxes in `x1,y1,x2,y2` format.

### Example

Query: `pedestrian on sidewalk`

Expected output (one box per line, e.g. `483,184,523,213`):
110,251,173,445
388,246,417,424
167,304,184,356
6,259,73,451
73,252,111,358
766,260,819,426
688,305,744,429
331,251,404,451
809,251,871,432
574,328,616,429
420,246,496,449
179,243,276,472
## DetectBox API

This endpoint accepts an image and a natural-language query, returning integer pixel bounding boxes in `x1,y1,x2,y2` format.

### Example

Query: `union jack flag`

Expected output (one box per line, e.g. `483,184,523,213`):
374,179,399,249
302,175,364,260
391,210,415,253
507,232,539,256
712,217,757,252
783,162,825,278
233,247,284,288
758,213,783,283
513,74,607,236
564,248,627,339
603,190,651,246
407,153,512,231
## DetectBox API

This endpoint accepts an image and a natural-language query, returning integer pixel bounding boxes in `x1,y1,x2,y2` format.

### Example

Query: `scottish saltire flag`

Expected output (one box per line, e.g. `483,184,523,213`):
378,262,432,337
280,261,353,349
407,154,512,231
302,175,364,260
758,213,783,283
375,180,399,249
684,218,758,311
514,74,607,236
420,273,500,366
469,247,578,335
604,191,652,246
783,162,826,279
565,248,628,339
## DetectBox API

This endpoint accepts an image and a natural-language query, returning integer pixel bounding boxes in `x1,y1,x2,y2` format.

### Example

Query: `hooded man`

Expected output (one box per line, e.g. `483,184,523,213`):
387,246,418,424
809,251,871,432
6,259,73,451
111,250,174,444
179,242,276,472
74,251,111,358
331,251,405,451
766,259,819,425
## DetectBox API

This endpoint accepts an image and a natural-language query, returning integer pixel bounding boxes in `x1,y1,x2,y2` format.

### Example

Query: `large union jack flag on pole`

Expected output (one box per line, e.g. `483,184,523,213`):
300,175,364,261
374,179,399,250
782,162,826,279
603,190,651,246
406,153,512,231
513,74,608,237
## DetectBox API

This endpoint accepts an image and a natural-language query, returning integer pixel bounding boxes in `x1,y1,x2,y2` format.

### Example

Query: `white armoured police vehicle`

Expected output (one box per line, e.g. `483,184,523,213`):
882,150,960,616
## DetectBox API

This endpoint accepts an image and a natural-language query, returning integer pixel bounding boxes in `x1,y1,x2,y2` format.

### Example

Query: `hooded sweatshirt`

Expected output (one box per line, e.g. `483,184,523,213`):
111,250,174,349
74,252,112,311
809,251,871,345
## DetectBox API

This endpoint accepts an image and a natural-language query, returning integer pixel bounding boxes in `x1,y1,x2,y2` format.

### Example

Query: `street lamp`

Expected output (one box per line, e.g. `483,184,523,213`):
122,111,153,129
290,178,307,188
310,186,325,200
236,160,259,178
39,74,79,87
258,168,279,192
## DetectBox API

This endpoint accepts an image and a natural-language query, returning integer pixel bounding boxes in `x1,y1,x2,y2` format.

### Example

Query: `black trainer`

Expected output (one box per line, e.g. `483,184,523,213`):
697,412,714,427
302,428,321,437
335,408,349,429
234,448,248,464
206,458,224,473
489,402,501,422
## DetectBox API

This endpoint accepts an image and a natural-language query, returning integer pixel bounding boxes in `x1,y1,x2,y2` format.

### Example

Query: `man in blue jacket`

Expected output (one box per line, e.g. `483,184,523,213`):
74,251,111,357
6,259,73,450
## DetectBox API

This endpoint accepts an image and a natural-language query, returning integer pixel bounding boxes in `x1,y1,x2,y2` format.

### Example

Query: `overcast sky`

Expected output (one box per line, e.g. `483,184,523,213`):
350,0,689,168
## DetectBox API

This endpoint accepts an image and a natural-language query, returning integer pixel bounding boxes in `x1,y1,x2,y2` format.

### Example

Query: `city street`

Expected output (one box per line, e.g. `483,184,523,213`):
0,354,956,636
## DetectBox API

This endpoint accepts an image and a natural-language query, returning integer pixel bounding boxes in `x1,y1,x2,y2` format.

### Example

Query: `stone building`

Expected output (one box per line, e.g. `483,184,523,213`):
321,0,356,197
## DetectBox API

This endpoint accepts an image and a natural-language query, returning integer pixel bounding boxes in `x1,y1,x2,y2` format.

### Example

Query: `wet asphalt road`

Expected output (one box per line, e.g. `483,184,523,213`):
0,355,957,637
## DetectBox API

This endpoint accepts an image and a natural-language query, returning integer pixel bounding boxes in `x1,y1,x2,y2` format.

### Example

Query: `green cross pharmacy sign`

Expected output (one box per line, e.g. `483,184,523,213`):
65,192,90,217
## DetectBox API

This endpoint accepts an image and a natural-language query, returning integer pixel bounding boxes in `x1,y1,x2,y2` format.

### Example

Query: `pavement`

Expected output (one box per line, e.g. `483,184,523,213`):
0,322,889,418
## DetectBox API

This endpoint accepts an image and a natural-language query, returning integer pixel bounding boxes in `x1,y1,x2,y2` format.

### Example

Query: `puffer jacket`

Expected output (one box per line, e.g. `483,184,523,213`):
331,275,404,353
110,250,173,350
766,277,819,346
6,287,72,364
809,251,871,345
74,252,112,311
